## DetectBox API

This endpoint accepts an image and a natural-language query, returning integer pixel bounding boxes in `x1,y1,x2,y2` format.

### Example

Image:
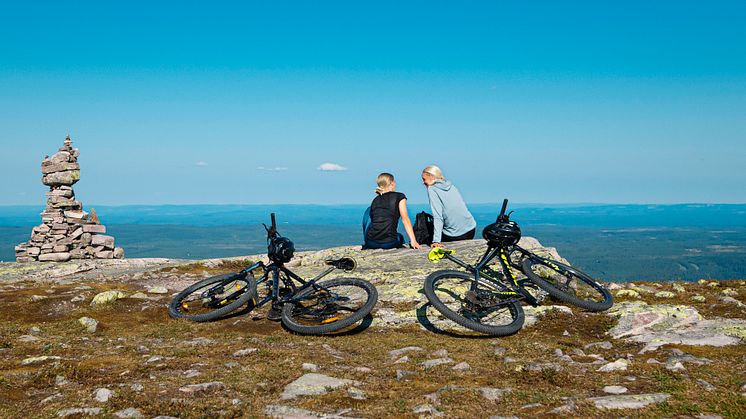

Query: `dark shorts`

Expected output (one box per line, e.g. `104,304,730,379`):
363,233,405,250
442,228,476,243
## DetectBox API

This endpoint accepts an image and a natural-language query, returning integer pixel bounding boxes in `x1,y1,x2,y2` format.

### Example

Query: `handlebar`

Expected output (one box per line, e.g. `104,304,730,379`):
264,213,279,240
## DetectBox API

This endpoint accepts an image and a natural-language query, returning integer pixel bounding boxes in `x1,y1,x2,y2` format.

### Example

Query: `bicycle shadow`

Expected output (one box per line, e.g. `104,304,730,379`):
281,313,375,337
416,302,503,339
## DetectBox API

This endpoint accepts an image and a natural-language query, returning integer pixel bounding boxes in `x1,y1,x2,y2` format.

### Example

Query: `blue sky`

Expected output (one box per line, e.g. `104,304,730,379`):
1,1,745,205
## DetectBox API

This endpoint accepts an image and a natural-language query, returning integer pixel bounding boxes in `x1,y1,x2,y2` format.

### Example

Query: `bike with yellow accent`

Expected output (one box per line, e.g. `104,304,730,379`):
424,199,613,336
169,213,378,335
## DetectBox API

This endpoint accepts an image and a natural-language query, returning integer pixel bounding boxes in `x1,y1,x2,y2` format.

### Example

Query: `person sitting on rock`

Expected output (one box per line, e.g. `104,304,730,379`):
362,173,421,250
421,165,477,248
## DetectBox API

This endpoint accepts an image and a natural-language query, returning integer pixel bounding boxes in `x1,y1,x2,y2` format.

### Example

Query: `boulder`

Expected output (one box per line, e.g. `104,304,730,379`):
38,252,72,262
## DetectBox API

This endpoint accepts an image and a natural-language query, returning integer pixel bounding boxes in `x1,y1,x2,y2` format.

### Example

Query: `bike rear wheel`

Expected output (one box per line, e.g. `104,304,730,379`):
423,270,524,336
281,278,378,335
521,257,612,311
169,272,257,322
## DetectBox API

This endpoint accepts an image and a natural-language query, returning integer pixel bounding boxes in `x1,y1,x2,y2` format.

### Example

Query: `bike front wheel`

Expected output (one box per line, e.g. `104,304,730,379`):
521,258,613,311
423,270,524,336
281,278,378,335
169,272,257,322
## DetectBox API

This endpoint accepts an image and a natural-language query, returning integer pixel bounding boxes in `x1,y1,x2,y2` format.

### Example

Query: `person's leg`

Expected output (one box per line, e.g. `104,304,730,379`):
442,228,476,242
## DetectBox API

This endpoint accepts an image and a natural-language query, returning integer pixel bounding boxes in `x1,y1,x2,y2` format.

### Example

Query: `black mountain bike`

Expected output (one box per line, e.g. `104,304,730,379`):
169,214,378,335
424,199,613,336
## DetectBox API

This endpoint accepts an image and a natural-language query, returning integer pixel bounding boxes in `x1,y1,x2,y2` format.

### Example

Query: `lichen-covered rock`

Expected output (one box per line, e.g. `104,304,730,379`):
280,373,359,400
588,393,670,410
78,317,98,333
90,290,126,306
608,301,746,351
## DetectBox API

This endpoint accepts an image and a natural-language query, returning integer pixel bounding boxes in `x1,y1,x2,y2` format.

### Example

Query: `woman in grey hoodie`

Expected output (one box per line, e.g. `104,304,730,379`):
421,165,477,248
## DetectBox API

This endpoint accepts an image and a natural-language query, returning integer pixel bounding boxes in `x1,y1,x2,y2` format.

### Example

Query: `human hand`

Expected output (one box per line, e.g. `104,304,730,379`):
431,242,443,248
410,241,421,250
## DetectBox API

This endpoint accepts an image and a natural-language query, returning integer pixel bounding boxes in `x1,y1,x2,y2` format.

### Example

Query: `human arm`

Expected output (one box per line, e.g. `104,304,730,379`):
427,187,444,246
398,199,420,249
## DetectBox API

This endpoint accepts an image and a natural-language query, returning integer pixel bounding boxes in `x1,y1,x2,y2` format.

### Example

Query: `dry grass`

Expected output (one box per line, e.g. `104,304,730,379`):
0,278,744,418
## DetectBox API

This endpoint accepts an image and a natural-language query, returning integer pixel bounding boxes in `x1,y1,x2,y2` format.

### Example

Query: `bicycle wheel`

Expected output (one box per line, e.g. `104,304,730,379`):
169,272,257,322
521,257,612,311
423,270,524,336
281,278,378,335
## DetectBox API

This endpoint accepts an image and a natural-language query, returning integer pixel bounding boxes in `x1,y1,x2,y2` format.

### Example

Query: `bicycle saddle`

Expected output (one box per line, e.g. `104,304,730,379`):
325,257,357,272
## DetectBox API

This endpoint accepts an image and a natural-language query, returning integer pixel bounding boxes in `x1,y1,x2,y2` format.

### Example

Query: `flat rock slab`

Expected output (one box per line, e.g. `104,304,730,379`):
264,404,350,418
280,373,360,400
588,393,670,410
608,301,746,352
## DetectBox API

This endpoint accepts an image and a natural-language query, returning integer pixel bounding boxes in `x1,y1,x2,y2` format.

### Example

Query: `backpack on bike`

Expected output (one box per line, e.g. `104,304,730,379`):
413,211,435,245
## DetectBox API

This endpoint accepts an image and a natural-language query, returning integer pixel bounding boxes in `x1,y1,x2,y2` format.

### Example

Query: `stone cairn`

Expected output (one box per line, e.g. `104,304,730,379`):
14,136,124,262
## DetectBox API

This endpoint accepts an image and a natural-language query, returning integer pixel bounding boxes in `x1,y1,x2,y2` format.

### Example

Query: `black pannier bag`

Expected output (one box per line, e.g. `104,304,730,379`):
413,211,434,245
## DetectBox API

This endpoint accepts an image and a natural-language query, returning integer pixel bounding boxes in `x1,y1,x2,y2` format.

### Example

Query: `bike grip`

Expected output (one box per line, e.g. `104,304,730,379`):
499,199,508,218
271,213,277,229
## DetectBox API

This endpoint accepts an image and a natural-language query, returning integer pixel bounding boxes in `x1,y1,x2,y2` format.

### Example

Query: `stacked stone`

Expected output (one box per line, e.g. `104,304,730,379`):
14,136,124,263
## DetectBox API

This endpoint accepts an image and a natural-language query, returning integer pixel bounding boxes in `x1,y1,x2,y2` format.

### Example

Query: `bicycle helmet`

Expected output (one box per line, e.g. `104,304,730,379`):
482,220,521,247
268,237,295,263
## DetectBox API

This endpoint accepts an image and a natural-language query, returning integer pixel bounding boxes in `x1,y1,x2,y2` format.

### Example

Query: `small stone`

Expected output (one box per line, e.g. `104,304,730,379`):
666,362,686,372
480,387,512,401
432,349,449,357
113,408,144,419
347,387,367,400
394,356,409,364
302,363,319,372
452,362,471,371
584,341,613,351
18,335,40,342
413,404,443,417
691,295,706,302
616,289,641,298
655,291,675,298
31,295,49,302
57,408,102,417
78,317,98,333
183,369,201,378
396,370,412,381
94,387,113,402
179,381,225,394
21,355,61,365
130,383,144,392
597,359,629,372
493,347,507,356
128,292,149,300
562,330,570,336
147,286,169,294
420,357,453,369
233,348,258,357
696,379,715,391
388,346,423,359
603,386,628,394
55,375,69,386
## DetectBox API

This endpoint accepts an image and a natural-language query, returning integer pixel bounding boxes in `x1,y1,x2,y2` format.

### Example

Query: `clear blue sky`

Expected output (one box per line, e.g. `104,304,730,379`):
2,1,745,205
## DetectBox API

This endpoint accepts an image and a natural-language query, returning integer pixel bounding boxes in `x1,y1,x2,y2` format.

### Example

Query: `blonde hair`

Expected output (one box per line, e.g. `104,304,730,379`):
422,165,445,180
375,173,395,195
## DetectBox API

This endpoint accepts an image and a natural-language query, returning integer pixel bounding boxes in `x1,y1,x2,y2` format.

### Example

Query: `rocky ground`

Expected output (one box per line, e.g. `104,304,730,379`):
0,238,745,418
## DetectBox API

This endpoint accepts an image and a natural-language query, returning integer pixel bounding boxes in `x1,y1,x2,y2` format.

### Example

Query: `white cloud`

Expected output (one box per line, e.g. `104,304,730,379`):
318,162,348,171
257,166,289,172
195,161,208,167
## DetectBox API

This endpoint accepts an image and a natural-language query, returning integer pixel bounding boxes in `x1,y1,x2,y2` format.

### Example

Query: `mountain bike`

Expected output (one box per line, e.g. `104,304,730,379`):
424,199,613,336
169,213,378,335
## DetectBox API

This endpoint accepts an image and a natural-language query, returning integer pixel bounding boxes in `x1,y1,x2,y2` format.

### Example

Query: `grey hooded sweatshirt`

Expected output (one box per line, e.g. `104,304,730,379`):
426,180,477,243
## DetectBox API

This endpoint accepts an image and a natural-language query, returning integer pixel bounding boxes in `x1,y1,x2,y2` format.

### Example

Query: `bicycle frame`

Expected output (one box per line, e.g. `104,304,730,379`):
440,244,540,307
239,260,338,309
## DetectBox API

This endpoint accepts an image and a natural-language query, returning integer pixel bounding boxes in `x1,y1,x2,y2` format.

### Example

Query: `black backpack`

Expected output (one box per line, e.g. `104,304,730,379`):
413,211,434,245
